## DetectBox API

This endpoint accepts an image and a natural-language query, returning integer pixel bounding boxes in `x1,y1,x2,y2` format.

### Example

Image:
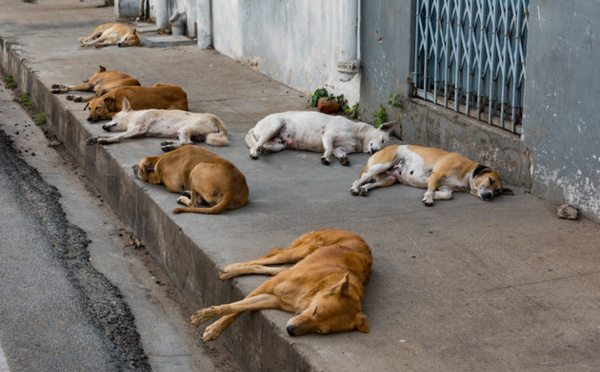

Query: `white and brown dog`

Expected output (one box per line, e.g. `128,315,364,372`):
246,111,395,166
79,23,140,48
350,145,513,206
87,98,228,151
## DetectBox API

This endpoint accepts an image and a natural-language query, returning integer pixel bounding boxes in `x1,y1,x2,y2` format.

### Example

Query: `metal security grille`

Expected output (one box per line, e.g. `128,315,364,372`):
412,0,529,134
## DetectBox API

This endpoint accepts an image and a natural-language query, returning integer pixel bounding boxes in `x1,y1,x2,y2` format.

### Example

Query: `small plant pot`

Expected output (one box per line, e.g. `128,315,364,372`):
317,97,339,114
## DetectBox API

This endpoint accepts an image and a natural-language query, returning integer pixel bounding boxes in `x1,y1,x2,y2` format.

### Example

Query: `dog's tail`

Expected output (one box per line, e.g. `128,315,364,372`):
172,192,235,215
206,116,229,147
245,128,257,149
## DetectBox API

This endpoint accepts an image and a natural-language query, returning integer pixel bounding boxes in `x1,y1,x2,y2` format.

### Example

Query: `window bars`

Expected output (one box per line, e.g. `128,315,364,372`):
412,0,529,134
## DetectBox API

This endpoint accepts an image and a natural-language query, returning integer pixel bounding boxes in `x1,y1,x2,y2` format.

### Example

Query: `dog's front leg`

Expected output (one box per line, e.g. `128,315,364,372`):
423,172,443,206
321,135,335,165
333,147,350,166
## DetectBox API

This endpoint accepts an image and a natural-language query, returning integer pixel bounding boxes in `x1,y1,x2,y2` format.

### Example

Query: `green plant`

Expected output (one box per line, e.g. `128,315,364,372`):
16,93,34,110
373,104,387,128
345,103,359,119
4,75,17,89
388,93,402,108
35,113,46,125
308,88,331,107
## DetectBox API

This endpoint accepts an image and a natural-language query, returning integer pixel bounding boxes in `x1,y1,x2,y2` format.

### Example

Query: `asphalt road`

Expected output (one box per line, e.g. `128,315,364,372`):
0,79,242,371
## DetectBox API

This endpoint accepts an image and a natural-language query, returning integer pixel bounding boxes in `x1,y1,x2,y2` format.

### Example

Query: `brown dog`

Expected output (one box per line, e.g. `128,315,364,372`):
85,83,188,122
191,229,372,341
134,145,248,214
78,23,140,48
51,65,140,102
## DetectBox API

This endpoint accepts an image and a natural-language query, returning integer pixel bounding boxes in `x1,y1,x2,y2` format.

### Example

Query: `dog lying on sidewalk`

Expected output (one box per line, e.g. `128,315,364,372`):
51,65,140,103
134,145,248,214
245,111,395,165
191,228,372,341
350,144,514,205
85,84,188,122
87,98,228,151
79,23,140,48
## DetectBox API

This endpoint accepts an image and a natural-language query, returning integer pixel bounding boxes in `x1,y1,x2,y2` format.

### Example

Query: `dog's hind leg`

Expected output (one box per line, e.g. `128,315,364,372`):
249,122,283,159
350,161,397,195
356,175,397,196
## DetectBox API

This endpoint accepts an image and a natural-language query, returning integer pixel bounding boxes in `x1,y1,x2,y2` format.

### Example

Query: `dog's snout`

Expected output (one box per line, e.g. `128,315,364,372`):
482,192,493,200
286,324,297,337
87,116,94,122
131,164,139,175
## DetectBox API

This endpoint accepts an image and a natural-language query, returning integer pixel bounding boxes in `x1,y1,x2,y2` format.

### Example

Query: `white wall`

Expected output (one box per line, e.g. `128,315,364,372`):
211,0,361,104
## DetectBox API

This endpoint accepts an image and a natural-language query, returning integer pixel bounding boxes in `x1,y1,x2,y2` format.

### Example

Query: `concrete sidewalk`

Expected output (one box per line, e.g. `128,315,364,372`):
1,1,600,371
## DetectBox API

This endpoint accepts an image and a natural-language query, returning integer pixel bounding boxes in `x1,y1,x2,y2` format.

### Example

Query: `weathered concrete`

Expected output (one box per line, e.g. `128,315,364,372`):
1,1,600,371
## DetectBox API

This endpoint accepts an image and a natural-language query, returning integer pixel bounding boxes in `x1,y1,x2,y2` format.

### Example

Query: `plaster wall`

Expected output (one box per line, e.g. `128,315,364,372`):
211,0,361,104
523,1,600,222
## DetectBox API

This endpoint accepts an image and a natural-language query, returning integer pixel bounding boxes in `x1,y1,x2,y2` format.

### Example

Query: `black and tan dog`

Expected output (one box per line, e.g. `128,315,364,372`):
134,145,248,214
191,228,372,341
351,144,513,205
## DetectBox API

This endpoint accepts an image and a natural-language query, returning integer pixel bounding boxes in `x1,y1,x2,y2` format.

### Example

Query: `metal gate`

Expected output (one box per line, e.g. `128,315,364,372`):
412,0,529,134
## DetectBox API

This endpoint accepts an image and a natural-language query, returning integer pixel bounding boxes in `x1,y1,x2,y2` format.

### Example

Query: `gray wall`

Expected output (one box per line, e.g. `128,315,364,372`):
523,1,600,220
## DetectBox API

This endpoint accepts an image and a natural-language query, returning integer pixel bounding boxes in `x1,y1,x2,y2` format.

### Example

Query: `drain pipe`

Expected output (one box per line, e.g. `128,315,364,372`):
197,0,212,49
155,0,169,30
337,0,360,81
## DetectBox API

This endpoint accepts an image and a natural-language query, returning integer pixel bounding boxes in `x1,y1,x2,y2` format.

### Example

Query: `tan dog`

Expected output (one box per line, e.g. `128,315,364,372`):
85,84,188,122
134,145,248,214
51,65,140,103
87,98,228,151
350,144,514,206
191,228,372,341
78,23,140,48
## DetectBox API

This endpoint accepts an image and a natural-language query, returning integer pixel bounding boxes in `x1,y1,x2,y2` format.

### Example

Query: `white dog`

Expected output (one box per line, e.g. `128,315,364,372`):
245,111,396,165
87,98,228,151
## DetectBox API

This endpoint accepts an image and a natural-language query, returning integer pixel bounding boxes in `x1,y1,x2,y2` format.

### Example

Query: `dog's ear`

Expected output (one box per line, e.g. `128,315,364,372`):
330,273,351,297
122,97,132,112
501,188,515,196
98,65,106,72
379,121,397,133
104,97,116,110
131,26,137,34
143,161,155,173
472,164,492,178
355,312,370,333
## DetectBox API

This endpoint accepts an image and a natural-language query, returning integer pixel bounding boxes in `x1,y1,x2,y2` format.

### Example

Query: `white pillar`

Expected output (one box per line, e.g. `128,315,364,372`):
337,0,360,81
197,0,212,49
156,0,169,30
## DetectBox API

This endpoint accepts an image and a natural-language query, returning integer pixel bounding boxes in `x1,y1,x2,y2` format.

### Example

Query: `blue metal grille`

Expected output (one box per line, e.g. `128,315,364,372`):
412,0,529,134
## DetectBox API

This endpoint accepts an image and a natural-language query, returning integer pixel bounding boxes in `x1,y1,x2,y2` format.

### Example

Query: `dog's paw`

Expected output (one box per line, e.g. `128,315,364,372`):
191,308,217,326
249,152,259,160
86,137,98,145
256,146,267,155
72,96,83,102
218,269,235,281
340,156,350,166
321,157,330,166
202,323,224,342
161,144,178,152
359,188,369,197
350,188,359,196
51,83,61,89
65,94,74,101
176,195,191,206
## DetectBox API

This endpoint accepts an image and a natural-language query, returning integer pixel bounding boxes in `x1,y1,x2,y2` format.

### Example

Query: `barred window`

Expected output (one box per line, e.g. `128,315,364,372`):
412,0,530,134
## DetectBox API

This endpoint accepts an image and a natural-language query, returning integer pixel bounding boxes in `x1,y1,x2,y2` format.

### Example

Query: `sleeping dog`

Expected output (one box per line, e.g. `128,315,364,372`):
351,145,513,205
245,111,395,166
